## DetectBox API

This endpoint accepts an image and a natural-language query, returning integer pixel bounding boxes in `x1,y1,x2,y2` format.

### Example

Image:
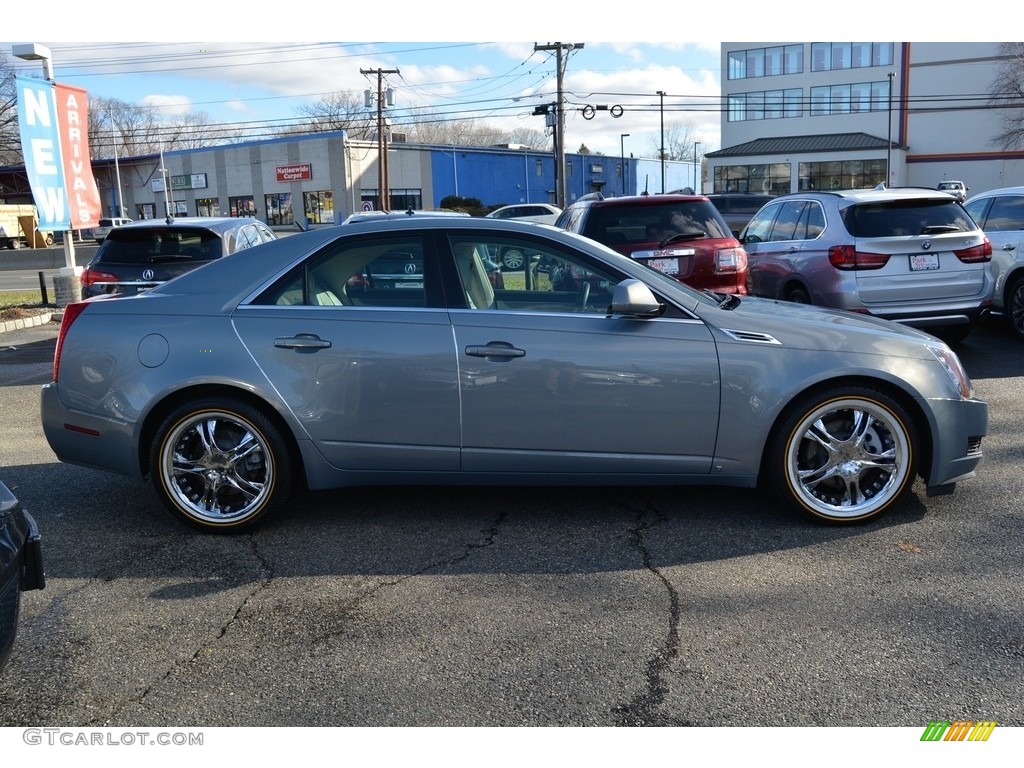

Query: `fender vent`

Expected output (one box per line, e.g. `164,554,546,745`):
721,328,781,345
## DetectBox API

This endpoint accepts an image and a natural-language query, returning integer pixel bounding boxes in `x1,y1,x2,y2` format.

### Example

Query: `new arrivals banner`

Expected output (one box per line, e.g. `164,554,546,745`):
16,76,102,232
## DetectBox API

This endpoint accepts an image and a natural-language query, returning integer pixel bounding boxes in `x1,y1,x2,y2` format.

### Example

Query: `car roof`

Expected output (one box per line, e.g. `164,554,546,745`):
114,216,260,234
966,185,1024,199
342,210,470,224
772,187,963,205
572,193,708,208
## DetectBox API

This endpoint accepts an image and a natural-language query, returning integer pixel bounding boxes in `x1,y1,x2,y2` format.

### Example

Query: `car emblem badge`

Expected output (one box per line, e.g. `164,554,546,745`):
142,269,155,280
922,241,932,250
404,263,417,274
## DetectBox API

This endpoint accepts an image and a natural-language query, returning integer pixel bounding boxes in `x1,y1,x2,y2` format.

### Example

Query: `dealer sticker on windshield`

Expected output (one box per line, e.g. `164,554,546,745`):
909,253,940,271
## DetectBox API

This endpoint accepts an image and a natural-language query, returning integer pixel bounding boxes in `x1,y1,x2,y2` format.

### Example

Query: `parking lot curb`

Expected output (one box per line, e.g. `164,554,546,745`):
0,312,55,335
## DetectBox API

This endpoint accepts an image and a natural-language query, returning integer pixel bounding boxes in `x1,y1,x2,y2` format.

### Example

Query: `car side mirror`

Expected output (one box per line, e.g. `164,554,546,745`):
610,279,662,317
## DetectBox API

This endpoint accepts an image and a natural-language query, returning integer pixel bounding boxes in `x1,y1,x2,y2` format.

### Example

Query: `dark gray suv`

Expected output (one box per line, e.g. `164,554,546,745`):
742,187,993,342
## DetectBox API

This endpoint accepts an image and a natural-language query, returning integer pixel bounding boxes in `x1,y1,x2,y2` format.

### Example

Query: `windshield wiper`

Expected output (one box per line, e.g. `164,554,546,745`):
659,232,708,248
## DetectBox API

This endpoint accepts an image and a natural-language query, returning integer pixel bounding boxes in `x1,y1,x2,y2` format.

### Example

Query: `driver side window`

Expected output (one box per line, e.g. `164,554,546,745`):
448,234,619,314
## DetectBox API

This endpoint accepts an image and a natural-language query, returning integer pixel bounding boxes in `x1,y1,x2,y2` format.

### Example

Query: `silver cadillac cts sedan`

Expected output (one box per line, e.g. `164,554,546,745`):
40,216,988,533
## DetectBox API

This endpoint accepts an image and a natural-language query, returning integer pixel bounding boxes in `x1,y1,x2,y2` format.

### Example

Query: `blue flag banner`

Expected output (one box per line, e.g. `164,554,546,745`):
16,75,71,231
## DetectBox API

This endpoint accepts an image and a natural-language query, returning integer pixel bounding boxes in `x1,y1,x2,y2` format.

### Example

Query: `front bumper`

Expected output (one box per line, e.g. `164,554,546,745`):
923,395,988,490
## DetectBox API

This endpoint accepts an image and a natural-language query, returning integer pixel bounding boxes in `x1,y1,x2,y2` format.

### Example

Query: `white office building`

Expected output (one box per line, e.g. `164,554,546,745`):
709,42,1024,197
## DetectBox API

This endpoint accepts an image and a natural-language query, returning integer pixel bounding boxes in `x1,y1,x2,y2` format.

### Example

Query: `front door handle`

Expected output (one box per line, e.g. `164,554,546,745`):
275,334,332,350
465,342,525,360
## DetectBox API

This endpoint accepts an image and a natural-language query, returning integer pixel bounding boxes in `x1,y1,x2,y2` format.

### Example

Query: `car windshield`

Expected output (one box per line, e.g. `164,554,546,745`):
841,199,977,237
97,228,223,264
580,201,730,245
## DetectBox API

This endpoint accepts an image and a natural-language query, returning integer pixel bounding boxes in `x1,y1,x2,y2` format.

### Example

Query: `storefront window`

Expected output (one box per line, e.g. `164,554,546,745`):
302,191,334,224
136,203,156,220
196,198,221,217
265,193,293,226
164,200,188,217
230,196,257,217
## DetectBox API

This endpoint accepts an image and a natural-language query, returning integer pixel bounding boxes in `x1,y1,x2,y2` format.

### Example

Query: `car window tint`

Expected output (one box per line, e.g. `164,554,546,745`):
743,203,780,243
768,201,807,242
257,235,435,309
982,196,1024,232
804,202,826,239
98,228,220,264
581,201,729,245
843,200,976,238
451,234,618,314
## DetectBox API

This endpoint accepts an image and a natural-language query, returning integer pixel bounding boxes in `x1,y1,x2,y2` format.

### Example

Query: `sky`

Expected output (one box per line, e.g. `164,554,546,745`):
7,5,981,164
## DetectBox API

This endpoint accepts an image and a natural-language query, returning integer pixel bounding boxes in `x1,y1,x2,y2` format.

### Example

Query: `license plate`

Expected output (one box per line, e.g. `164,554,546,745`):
909,253,939,271
395,281,420,288
645,257,680,275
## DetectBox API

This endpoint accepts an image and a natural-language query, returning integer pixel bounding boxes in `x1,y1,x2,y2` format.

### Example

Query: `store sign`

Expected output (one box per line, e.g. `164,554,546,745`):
276,163,312,182
16,76,102,231
152,173,208,192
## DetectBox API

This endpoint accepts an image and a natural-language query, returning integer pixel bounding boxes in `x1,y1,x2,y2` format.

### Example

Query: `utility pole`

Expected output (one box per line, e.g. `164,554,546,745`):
361,67,400,211
657,90,666,193
534,43,583,209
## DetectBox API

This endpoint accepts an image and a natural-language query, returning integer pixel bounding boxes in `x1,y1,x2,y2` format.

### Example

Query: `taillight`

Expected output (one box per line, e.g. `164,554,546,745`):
52,302,90,382
715,247,748,274
828,245,890,270
80,267,120,286
954,238,992,263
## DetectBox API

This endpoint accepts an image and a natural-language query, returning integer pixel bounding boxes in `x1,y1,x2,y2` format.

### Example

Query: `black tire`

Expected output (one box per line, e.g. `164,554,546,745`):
150,398,293,533
784,285,811,304
768,386,918,524
1008,275,1024,341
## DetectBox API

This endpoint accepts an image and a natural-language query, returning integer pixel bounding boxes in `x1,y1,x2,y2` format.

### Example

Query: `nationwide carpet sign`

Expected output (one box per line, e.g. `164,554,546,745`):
16,75,102,232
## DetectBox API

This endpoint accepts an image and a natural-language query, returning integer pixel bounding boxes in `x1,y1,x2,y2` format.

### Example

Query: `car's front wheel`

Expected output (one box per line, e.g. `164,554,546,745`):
150,398,293,532
768,387,918,523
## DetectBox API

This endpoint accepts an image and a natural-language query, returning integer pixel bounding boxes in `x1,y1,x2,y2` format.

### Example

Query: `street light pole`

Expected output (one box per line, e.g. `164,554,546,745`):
620,133,630,196
887,71,896,187
657,90,666,193
694,141,701,194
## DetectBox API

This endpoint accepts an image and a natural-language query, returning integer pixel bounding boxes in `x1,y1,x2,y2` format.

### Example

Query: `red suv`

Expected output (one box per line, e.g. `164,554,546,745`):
552,193,748,294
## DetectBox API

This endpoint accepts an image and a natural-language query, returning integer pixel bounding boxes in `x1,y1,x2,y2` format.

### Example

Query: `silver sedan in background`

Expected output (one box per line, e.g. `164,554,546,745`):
40,217,988,532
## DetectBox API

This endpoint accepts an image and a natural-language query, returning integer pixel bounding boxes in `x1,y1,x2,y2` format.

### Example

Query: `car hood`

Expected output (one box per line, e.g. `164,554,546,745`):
698,295,943,357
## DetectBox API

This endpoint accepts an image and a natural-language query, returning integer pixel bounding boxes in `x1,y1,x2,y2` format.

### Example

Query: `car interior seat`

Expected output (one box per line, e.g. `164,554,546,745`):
455,243,495,309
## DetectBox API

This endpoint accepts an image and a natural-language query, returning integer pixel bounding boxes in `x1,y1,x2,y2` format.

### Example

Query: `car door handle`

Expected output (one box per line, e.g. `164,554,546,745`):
1002,243,1016,251
275,334,332,350
465,343,525,359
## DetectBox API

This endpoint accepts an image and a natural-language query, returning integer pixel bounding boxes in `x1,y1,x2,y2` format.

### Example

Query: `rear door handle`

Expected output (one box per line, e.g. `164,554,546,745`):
275,334,332,350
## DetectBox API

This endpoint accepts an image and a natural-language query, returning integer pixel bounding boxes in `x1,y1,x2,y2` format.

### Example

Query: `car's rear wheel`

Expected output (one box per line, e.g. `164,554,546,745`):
501,248,525,270
785,285,811,304
768,387,918,524
151,398,293,533
1008,274,1024,341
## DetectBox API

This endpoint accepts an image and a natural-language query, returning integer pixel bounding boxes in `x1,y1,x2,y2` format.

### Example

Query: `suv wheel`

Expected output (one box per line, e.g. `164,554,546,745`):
1008,275,1024,341
501,248,525,271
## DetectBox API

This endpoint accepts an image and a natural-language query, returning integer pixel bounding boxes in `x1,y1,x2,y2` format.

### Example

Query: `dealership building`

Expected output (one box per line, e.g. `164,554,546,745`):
709,41,1024,195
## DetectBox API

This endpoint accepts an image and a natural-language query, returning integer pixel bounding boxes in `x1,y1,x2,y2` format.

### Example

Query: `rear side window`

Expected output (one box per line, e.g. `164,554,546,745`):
842,200,977,238
97,228,223,264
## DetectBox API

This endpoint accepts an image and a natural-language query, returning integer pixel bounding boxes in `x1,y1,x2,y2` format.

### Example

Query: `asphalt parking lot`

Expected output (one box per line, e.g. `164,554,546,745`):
0,316,1021,729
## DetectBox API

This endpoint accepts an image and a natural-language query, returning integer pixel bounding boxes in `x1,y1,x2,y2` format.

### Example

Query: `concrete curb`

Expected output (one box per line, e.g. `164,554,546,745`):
0,311,57,334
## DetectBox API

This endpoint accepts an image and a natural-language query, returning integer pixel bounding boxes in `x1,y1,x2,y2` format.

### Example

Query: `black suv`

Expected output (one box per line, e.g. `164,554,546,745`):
81,217,277,298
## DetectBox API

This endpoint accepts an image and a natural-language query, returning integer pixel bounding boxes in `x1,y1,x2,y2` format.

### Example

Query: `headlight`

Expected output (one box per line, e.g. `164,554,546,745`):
928,344,973,399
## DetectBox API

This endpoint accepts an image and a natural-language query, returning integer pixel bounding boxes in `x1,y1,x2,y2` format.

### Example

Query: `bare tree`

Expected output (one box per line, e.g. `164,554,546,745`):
650,119,709,161
0,51,23,167
990,42,1024,150
289,91,375,139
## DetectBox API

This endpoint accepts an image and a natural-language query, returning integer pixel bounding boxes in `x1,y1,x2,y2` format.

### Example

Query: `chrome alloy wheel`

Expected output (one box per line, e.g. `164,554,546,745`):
158,409,275,526
782,395,913,521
